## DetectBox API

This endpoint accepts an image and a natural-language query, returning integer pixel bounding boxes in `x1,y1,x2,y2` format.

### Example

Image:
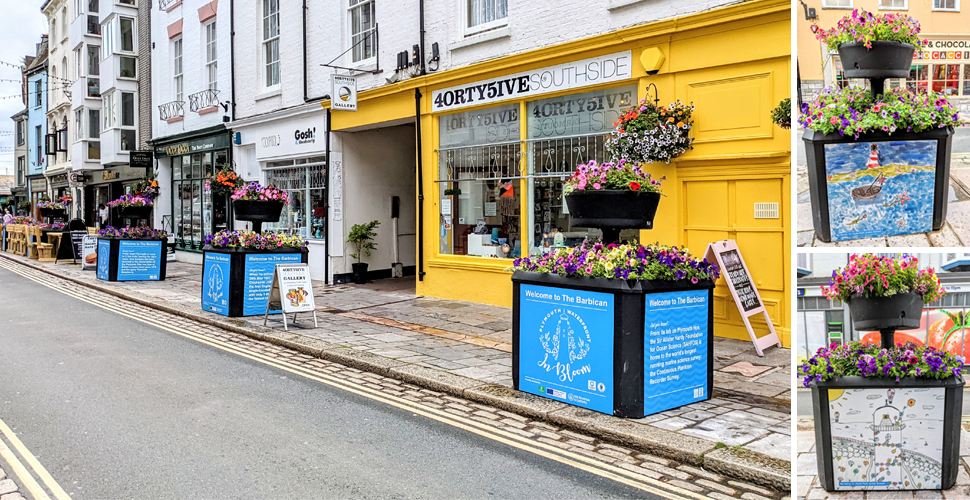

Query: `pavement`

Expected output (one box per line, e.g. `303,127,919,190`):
0,465,25,500
0,250,793,490
796,418,970,499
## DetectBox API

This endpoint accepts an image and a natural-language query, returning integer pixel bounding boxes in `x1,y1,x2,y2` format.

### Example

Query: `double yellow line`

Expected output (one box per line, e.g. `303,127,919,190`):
0,417,71,500
0,259,706,500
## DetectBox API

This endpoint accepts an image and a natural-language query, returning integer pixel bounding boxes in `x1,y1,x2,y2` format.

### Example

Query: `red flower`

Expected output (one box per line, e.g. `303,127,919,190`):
629,181,641,191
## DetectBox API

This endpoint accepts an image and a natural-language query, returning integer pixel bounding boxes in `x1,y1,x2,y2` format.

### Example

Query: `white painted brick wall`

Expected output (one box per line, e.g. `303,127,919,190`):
151,0,231,139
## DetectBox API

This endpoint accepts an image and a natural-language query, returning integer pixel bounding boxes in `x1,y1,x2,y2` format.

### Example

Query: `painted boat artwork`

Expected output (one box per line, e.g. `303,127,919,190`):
824,141,937,241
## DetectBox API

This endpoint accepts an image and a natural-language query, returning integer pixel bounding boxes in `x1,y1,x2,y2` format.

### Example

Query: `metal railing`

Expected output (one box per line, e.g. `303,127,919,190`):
158,101,184,121
436,141,523,183
525,133,608,177
158,0,179,10
188,89,220,113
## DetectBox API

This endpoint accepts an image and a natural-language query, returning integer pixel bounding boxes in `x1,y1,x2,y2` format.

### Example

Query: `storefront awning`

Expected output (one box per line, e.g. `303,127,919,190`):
797,267,812,277
942,258,970,273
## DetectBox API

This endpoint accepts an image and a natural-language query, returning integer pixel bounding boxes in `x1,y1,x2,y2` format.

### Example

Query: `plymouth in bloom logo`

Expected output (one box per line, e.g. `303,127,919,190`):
207,264,225,304
537,308,592,382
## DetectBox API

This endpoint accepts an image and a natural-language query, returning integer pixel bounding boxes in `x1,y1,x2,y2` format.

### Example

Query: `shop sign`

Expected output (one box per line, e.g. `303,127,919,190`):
797,288,806,297
80,236,98,271
49,174,69,185
130,150,154,170
331,75,358,111
155,133,231,158
644,289,709,412
254,115,326,160
264,264,319,330
102,171,120,181
517,284,614,414
29,179,47,192
432,51,633,112
915,40,970,61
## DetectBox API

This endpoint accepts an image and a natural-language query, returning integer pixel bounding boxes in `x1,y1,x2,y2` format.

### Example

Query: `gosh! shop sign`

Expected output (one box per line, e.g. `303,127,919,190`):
431,51,632,112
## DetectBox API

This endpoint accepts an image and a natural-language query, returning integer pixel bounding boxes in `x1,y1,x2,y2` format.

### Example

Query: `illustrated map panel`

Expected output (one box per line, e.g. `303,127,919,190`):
828,387,945,490
824,141,936,241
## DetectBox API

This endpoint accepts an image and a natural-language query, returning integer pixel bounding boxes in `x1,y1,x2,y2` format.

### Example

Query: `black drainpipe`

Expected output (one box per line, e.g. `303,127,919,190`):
323,105,331,285
229,0,236,120
415,88,425,281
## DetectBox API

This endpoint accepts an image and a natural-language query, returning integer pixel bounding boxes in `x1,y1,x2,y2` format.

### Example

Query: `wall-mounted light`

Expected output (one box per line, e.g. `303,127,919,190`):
640,47,665,76
799,0,817,20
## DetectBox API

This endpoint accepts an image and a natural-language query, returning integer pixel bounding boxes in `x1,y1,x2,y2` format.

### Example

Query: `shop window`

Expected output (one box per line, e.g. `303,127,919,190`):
438,103,521,258
933,64,960,95
172,150,230,250
964,65,970,96
525,85,637,255
908,64,929,92
265,162,328,239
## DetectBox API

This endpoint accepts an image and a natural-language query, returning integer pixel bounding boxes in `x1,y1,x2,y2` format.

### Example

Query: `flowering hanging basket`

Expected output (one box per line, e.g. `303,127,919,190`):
115,205,153,220
39,207,66,218
838,41,916,78
564,190,660,230
847,292,923,331
232,199,285,223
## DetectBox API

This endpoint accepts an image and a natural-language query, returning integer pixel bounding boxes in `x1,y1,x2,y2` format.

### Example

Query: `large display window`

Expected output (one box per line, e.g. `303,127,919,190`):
170,148,230,250
264,156,328,239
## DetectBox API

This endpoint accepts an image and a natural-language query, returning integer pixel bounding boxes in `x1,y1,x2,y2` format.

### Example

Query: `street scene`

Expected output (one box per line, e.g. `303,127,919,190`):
0,0,794,498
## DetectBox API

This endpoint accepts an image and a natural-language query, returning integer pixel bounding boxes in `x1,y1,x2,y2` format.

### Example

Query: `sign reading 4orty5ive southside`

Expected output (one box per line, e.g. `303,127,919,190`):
518,284,614,414
432,51,633,112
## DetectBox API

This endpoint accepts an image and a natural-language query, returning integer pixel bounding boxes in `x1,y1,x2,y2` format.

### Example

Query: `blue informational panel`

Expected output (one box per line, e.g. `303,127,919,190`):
243,253,302,316
96,239,110,281
117,241,162,281
518,284,614,414
202,252,231,316
644,289,709,413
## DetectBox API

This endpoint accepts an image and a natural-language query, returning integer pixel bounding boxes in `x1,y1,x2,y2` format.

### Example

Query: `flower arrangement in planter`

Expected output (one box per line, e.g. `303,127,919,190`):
132,173,159,201
204,229,308,251
800,87,963,139
771,98,791,129
814,9,926,77
16,200,30,211
96,225,169,282
511,240,719,282
108,194,154,221
348,220,380,284
36,200,66,210
605,98,694,165
207,164,242,197
562,159,667,241
231,182,290,233
801,340,964,492
98,226,168,240
231,182,290,203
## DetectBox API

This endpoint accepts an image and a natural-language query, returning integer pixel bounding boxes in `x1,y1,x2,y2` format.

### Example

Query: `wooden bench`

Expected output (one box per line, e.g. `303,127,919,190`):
39,231,60,262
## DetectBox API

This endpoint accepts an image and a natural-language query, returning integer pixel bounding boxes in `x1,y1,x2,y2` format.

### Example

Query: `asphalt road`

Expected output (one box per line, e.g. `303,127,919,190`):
0,266,652,499
795,126,970,166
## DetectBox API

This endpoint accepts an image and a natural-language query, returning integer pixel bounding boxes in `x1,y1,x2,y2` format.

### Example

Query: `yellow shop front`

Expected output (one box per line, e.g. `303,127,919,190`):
326,0,792,347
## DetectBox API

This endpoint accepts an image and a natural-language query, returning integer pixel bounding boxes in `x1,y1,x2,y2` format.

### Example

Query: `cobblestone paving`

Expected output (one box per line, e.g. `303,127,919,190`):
0,258,788,499
797,418,970,499
0,254,792,463
0,463,26,500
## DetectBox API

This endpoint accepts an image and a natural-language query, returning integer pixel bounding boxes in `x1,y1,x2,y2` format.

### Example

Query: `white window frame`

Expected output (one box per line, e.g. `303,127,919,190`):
118,16,135,53
75,46,84,79
933,0,960,10
262,0,280,90
173,37,183,103
116,0,137,6
878,0,907,9
75,0,84,18
101,19,114,60
120,91,135,128
821,0,853,8
348,0,376,64
74,108,83,144
87,108,100,139
464,0,507,37
119,56,137,79
102,91,115,130
205,21,218,91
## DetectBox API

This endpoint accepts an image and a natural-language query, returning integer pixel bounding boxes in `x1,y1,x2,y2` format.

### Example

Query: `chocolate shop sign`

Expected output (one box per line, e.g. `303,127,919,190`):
431,51,632,112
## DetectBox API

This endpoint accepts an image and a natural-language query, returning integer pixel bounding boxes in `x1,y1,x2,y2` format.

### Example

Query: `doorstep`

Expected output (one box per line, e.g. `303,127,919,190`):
0,252,792,490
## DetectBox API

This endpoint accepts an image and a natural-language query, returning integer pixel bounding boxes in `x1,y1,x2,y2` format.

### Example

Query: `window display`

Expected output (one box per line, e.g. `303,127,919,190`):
265,157,327,239
171,149,230,250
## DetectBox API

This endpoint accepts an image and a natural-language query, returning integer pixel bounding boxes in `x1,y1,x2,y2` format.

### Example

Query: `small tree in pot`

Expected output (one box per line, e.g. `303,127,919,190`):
348,220,380,284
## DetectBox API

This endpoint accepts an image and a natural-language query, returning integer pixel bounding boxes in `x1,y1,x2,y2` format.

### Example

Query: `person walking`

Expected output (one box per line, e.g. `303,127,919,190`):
98,203,109,228
3,209,12,225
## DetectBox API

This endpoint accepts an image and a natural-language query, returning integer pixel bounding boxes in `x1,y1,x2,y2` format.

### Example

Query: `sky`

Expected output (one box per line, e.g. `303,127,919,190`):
0,2,48,177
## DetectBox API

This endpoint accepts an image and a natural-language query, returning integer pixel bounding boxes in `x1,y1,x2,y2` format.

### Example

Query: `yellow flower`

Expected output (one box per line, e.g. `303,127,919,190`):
605,262,615,271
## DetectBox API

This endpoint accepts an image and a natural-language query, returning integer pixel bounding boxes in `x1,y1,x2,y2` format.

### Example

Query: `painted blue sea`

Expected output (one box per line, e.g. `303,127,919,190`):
824,141,937,241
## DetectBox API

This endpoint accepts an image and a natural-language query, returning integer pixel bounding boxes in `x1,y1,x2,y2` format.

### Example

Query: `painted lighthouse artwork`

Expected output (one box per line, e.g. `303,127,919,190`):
824,141,937,241
828,387,944,491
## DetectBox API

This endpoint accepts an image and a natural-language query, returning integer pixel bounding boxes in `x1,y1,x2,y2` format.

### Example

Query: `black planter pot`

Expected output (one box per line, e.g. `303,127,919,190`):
511,271,714,418
564,190,661,243
95,237,168,282
352,262,369,284
114,205,153,221
811,376,964,491
803,127,954,242
838,41,916,79
233,199,285,233
39,207,66,219
201,246,309,317
847,292,923,332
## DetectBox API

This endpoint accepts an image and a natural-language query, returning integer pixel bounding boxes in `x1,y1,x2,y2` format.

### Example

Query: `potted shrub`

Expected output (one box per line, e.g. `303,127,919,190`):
108,194,154,222
201,230,308,317
772,98,791,129
348,220,379,284
96,226,169,282
800,86,963,242
231,182,288,233
814,9,926,78
800,341,963,492
510,240,720,418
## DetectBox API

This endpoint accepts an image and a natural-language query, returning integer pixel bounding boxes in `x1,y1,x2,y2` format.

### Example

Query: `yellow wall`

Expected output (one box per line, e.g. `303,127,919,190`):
327,0,792,347
798,0,970,83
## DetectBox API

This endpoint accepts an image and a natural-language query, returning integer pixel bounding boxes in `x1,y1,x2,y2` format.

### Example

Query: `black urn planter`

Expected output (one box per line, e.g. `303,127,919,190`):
352,262,369,284
511,271,714,418
803,126,954,242
838,41,916,79
95,237,168,282
847,292,923,332
39,207,66,219
201,246,308,317
811,375,964,492
233,199,284,233
564,190,661,243
114,205,153,221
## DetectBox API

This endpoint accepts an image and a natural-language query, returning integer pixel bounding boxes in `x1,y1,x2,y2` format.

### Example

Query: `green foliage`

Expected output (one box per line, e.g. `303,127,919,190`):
771,98,791,129
815,9,924,52
348,220,380,263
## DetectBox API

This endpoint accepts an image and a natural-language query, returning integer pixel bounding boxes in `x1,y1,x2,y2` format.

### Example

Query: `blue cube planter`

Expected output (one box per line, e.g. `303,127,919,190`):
201,247,308,317
96,237,167,282
803,127,954,242
811,376,964,492
511,271,715,418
